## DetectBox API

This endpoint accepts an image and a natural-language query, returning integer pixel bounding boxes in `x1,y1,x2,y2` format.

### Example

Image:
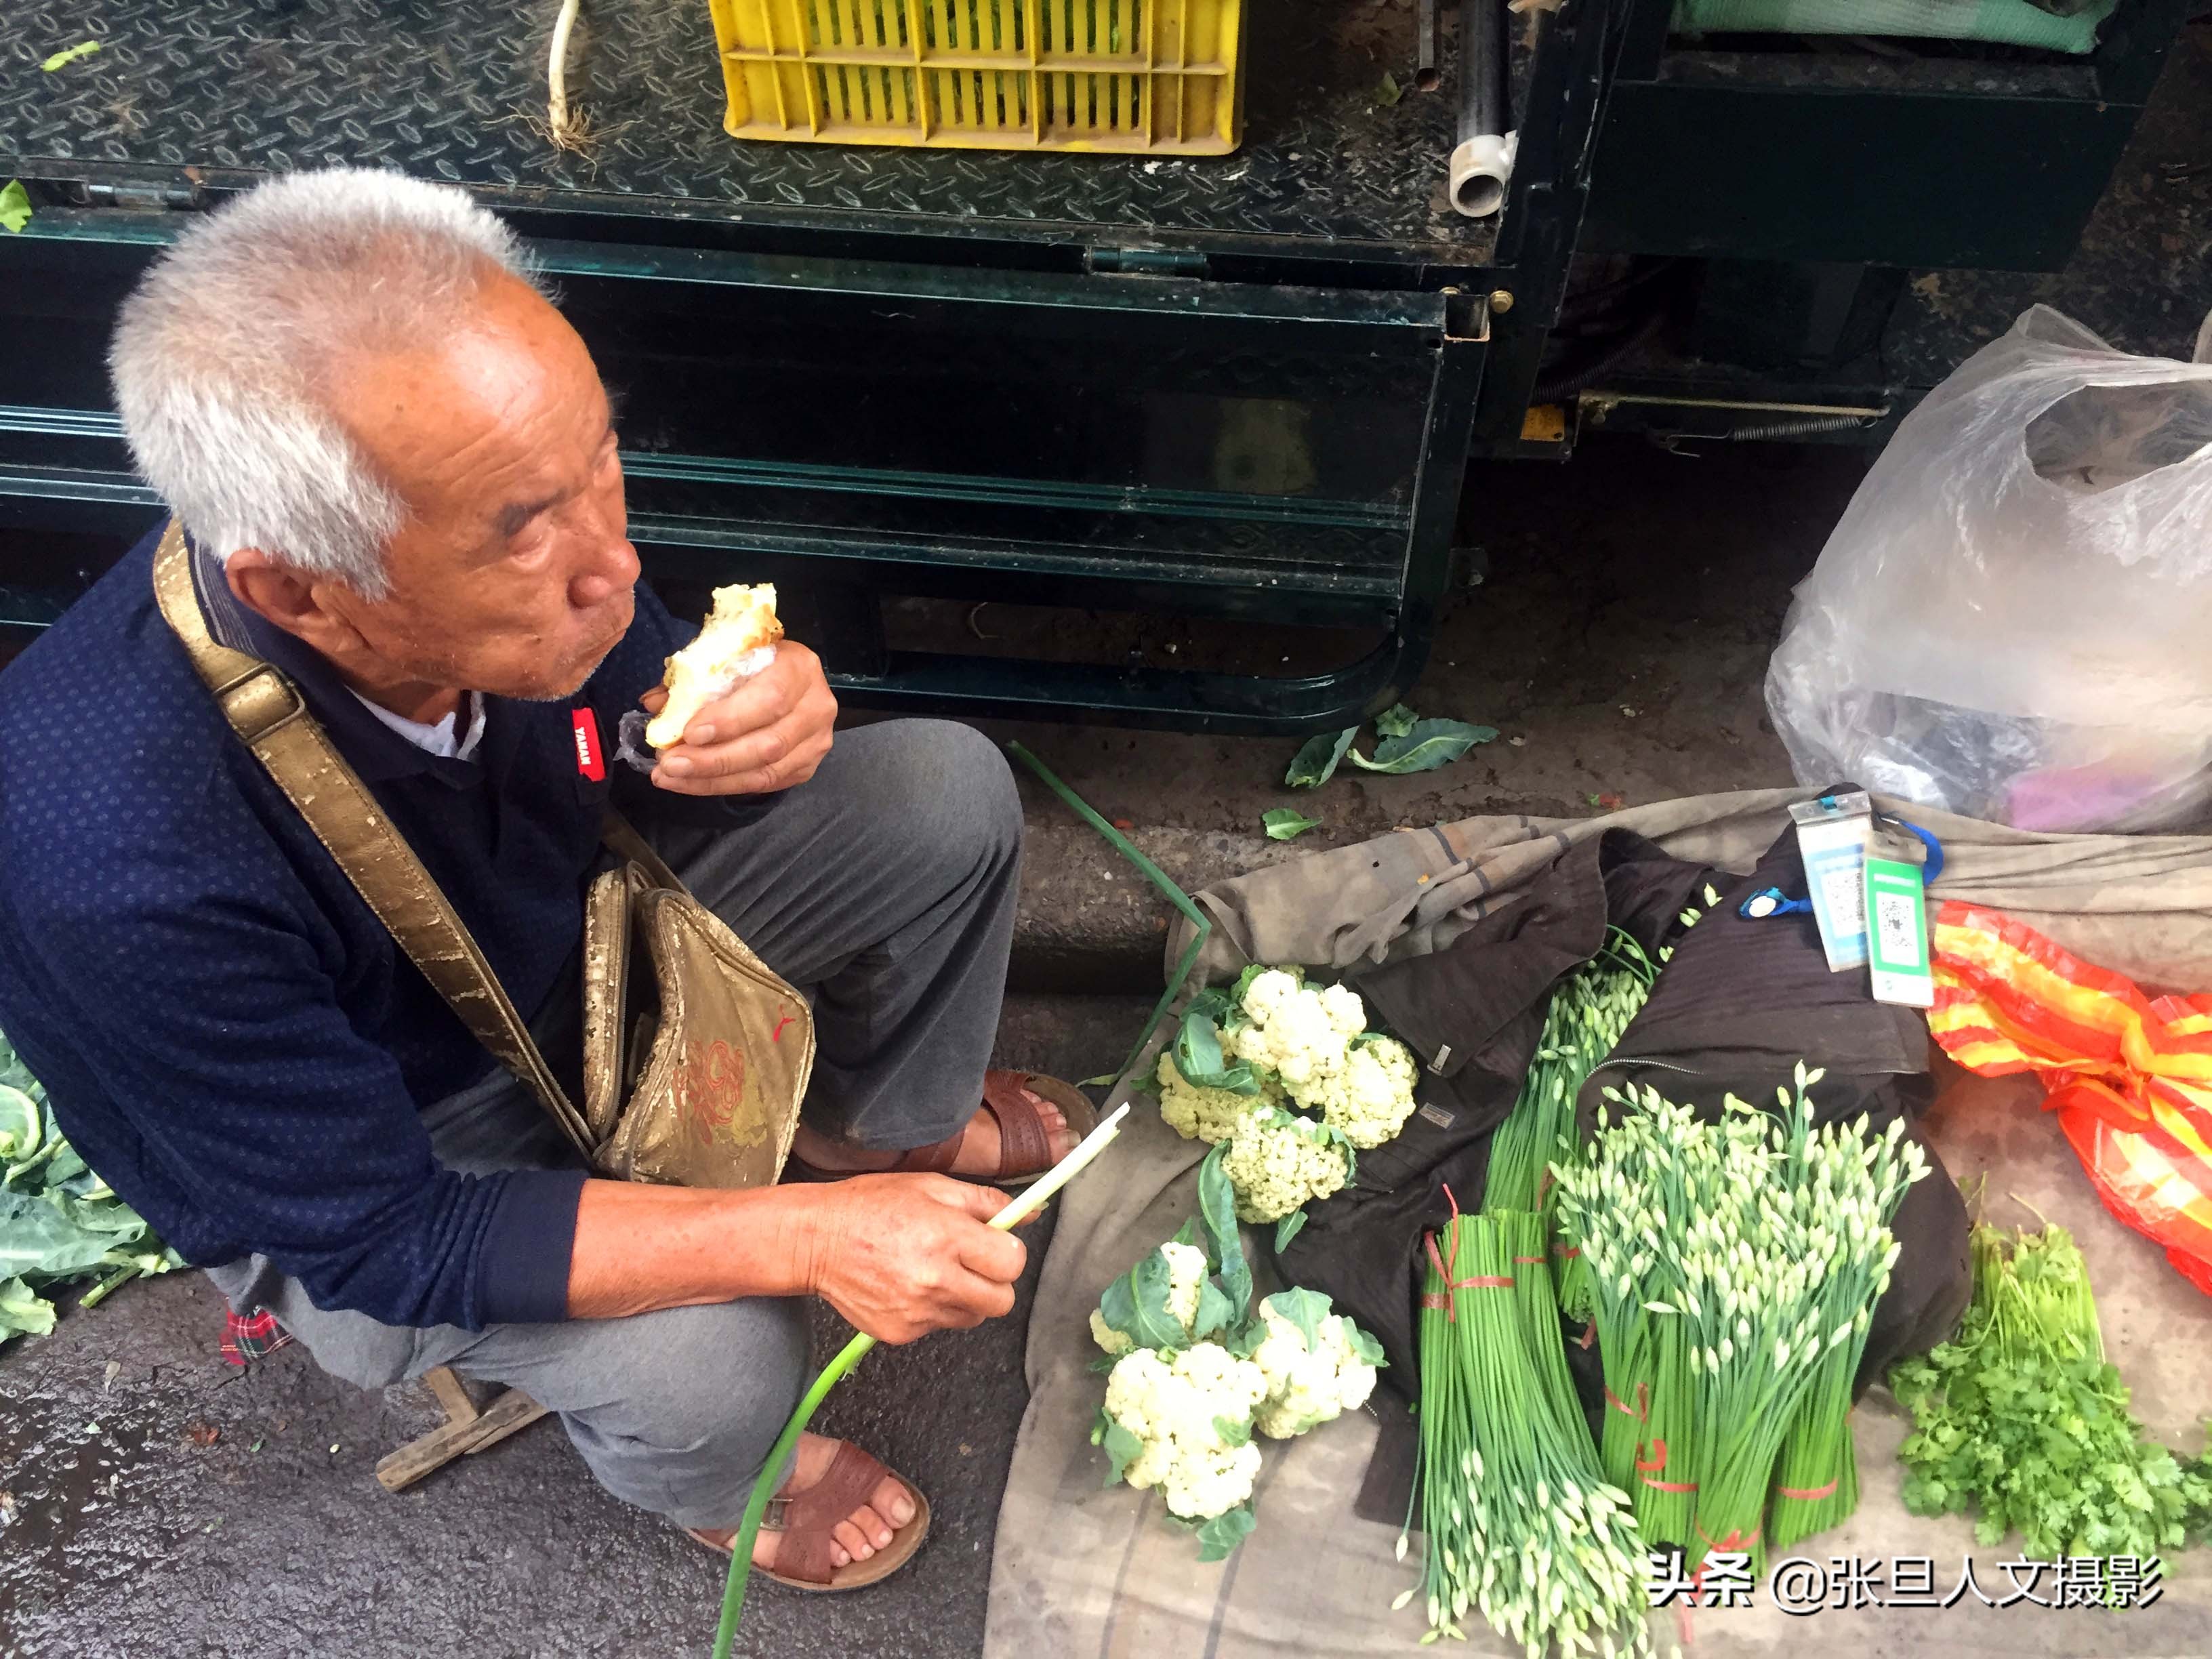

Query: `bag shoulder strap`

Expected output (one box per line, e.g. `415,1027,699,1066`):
151,523,596,1158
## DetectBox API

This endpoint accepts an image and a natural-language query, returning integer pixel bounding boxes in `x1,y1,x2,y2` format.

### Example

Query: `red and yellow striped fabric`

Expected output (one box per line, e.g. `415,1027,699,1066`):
1928,901,2212,1295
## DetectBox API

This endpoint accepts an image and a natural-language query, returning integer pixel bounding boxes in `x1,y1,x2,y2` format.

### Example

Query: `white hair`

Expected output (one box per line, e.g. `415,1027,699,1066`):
109,167,546,598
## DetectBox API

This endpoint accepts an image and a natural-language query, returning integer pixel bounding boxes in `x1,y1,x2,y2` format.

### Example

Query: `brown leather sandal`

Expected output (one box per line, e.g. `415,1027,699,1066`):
789,1069,1099,1191
686,1440,930,1593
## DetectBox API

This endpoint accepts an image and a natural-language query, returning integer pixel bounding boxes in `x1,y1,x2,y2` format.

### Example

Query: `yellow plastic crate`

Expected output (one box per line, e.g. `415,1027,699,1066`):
705,0,1244,155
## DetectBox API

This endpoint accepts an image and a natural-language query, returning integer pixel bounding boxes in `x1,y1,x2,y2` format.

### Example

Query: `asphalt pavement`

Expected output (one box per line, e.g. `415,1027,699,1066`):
0,994,1151,1659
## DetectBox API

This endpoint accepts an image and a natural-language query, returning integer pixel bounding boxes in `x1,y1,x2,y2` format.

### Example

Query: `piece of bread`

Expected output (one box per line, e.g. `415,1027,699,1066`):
644,583,783,750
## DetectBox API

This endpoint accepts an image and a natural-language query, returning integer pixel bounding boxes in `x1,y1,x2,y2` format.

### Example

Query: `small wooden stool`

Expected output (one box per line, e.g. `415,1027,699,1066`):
375,1366,550,1492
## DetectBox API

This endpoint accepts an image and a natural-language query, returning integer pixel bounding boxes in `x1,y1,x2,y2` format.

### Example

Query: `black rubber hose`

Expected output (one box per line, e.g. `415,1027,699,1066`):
1532,303,1671,406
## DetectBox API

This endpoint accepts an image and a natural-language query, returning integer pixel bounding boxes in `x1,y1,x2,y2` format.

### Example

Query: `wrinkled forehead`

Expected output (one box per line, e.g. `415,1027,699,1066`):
328,276,609,518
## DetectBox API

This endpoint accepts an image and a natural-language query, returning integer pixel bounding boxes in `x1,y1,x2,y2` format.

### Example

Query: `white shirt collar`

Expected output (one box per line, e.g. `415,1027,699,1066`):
348,689,488,762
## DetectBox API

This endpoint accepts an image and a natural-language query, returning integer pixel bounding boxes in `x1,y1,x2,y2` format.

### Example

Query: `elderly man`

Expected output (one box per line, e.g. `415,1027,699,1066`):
0,168,1086,1587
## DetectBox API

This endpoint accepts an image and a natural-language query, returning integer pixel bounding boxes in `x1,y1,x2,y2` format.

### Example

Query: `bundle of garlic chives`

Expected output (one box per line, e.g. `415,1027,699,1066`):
1483,939,1656,1217
1767,1109,1917,1549
1551,1069,1925,1573
1405,1211,1652,1656
710,1103,1131,1658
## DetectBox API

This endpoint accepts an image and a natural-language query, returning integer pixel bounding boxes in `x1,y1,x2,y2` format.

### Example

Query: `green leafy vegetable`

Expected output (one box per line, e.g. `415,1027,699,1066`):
0,1028,182,1345
1213,1414,1252,1448
1375,703,1418,739
0,1083,38,1156
41,41,102,72
0,1274,57,1338
1889,1221,2200,1563
1375,73,1403,108
1092,1410,1146,1486
0,182,30,235
1194,1502,1256,1561
1347,718,1499,776
1172,1009,1258,1094
1263,1286,1334,1351
1195,1143,1253,1321
1285,727,1357,789
1346,1323,1387,1368
1097,1246,1197,1353
2181,1444,2212,1545
1273,1210,1307,1252
1185,986,1237,1025
1189,1279,1237,1343
1261,808,1321,842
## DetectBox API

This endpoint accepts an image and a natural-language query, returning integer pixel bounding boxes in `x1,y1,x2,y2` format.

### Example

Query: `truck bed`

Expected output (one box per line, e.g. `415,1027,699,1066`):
2,0,1510,267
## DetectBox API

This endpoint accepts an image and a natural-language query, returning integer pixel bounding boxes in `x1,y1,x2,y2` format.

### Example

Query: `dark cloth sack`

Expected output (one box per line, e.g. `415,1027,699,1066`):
1277,821,1969,1401
1273,828,1723,1386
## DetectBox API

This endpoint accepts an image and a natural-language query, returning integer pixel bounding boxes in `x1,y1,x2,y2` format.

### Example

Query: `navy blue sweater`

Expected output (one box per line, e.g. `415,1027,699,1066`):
0,524,769,1329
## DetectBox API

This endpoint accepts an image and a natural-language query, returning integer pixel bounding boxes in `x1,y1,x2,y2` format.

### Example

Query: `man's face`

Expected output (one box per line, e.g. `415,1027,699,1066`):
316,272,640,701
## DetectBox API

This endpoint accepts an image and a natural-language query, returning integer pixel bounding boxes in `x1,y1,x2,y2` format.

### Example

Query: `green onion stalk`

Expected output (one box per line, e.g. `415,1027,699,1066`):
714,744,1200,1658
710,1103,1131,1658
1007,742,1210,1084
1402,1209,1652,1656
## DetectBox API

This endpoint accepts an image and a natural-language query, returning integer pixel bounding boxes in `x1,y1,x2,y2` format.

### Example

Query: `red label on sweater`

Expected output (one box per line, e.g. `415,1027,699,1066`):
571,708,605,781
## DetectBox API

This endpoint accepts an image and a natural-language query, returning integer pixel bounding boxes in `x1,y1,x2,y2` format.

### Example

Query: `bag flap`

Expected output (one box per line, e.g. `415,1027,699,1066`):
605,889,813,1190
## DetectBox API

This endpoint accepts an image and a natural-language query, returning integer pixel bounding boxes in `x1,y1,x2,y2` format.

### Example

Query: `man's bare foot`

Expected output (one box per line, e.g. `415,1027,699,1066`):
943,1088,1075,1177
692,1432,915,1571
792,1087,1077,1179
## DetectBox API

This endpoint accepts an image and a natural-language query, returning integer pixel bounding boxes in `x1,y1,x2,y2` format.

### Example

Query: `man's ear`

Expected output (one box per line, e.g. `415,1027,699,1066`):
225,549,354,653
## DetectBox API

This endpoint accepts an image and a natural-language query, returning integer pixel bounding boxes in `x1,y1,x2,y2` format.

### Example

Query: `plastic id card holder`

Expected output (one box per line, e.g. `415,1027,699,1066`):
1864,856,1935,1008
1788,792,1874,971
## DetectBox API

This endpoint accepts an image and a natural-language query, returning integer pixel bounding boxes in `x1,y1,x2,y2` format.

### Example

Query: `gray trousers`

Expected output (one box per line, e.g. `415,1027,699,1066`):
207,718,1022,1528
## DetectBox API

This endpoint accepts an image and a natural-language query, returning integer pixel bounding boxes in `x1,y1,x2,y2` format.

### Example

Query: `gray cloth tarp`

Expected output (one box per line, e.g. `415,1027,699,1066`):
983,790,2212,1658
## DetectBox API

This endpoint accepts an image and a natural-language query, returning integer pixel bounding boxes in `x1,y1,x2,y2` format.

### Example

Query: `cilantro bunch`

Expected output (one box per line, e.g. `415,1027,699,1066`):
1889,1221,2207,1561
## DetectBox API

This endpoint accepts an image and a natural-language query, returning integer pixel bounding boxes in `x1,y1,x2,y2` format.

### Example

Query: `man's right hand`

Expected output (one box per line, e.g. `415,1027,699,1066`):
801,1173,1028,1344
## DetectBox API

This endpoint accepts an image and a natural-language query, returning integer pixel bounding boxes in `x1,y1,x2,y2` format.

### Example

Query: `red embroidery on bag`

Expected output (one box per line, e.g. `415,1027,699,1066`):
771,1011,795,1044
571,708,605,781
675,1038,745,1145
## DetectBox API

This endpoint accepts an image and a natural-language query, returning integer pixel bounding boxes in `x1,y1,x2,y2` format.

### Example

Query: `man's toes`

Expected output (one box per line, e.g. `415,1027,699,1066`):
834,1518,874,1561
853,1502,897,1549
873,1479,916,1528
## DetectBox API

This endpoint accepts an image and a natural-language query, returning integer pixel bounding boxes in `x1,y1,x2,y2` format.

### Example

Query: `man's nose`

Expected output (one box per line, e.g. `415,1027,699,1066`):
568,499,640,608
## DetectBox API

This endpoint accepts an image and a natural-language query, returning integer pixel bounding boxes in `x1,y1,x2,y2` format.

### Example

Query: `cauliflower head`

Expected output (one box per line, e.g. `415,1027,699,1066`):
1218,1109,1353,1223
1089,1238,1210,1357
1155,1050,1285,1144
1246,1294,1382,1439
1223,972,1380,1115
1225,976,1340,1092
1100,1343,1268,1520
1311,1035,1419,1150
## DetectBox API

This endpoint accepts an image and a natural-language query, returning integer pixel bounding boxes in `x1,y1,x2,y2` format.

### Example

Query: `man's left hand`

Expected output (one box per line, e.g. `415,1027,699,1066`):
642,640,838,796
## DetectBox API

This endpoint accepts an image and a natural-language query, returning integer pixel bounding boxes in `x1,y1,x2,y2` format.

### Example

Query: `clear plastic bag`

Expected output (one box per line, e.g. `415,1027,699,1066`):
1766,305,2212,832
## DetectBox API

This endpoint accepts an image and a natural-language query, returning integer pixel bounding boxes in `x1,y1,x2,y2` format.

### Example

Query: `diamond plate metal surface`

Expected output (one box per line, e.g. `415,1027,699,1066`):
1,0,1490,253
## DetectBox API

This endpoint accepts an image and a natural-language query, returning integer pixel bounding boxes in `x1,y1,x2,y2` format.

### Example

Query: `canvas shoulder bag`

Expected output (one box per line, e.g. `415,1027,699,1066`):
152,523,812,1189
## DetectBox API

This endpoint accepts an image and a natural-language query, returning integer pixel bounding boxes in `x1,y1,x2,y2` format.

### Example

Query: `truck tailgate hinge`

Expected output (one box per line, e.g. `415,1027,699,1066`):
1084,245,1211,279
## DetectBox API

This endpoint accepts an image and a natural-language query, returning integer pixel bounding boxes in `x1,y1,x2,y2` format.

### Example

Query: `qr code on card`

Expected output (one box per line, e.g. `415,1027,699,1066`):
1820,866,1866,935
1875,890,1921,967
